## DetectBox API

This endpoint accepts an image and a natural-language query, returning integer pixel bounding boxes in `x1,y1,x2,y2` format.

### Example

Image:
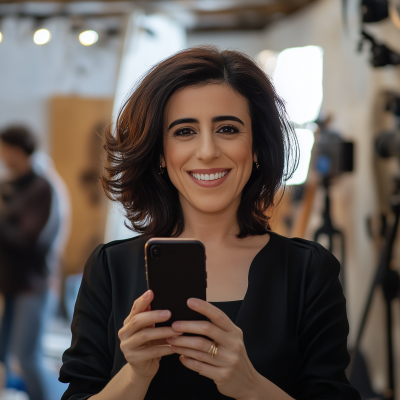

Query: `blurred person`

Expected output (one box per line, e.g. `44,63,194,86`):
0,126,57,400
60,47,360,400
32,151,71,316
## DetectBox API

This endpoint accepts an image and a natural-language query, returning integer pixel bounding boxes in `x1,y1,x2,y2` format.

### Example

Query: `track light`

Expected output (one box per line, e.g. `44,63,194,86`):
79,30,98,46
33,29,51,45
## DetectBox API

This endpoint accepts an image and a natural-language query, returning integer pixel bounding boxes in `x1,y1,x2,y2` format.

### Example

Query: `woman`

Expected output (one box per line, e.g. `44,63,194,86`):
59,46,360,400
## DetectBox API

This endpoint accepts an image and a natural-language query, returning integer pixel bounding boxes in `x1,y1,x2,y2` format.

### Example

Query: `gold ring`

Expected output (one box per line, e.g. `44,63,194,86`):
207,342,218,358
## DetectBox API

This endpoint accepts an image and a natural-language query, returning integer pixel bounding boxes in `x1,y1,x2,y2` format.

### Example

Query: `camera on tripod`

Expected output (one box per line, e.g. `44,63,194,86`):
356,0,400,68
348,93,400,400
375,96,400,159
314,122,354,180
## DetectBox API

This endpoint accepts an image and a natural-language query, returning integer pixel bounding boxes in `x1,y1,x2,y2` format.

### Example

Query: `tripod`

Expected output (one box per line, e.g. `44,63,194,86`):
349,176,400,400
314,178,346,293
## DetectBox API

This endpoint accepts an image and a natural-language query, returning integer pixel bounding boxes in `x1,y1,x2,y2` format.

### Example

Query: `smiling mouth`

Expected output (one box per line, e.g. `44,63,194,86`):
189,170,229,182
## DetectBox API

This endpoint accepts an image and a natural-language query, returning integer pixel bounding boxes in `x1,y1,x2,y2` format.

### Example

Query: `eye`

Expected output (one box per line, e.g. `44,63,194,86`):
174,128,196,137
217,125,239,134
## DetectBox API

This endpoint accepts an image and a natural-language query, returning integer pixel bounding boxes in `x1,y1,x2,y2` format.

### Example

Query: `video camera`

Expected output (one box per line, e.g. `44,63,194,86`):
375,95,400,159
314,121,354,179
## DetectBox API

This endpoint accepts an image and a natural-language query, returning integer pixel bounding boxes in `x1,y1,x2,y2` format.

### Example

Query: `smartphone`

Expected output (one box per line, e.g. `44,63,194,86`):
145,238,207,328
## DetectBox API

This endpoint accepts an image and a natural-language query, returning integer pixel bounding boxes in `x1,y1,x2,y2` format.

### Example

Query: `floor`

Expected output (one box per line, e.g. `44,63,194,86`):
0,316,71,400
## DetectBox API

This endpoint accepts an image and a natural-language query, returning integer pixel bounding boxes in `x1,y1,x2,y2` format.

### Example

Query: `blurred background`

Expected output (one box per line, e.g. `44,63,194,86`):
1,0,400,399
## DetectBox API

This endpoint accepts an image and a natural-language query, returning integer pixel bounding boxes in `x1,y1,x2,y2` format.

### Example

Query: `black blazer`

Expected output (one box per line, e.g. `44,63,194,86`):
59,231,360,400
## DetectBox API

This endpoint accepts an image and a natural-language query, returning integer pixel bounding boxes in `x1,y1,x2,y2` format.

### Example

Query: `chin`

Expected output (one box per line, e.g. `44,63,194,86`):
189,197,235,214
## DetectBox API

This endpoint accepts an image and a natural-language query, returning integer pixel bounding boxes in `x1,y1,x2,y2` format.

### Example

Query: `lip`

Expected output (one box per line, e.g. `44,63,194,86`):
187,168,231,188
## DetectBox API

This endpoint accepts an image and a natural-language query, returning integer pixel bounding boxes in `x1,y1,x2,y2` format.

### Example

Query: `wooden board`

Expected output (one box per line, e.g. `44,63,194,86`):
50,96,113,275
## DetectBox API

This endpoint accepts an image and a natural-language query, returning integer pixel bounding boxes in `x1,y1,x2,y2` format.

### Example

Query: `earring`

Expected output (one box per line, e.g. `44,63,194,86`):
159,163,165,175
255,162,259,170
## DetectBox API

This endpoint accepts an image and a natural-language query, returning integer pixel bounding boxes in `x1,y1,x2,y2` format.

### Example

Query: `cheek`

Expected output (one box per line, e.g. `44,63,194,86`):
164,142,191,183
226,141,253,175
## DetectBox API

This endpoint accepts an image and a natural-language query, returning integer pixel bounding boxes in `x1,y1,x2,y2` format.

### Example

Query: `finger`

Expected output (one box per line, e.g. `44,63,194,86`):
166,334,212,353
125,344,175,364
179,355,221,380
152,338,173,346
187,298,234,332
124,290,154,325
171,320,225,344
122,326,182,349
122,310,172,338
170,345,224,367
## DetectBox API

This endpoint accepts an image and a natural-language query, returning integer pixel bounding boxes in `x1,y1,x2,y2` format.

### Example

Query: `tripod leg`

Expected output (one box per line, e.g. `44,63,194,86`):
336,231,346,296
353,271,379,349
348,218,397,380
386,300,394,400
328,234,333,253
382,267,400,400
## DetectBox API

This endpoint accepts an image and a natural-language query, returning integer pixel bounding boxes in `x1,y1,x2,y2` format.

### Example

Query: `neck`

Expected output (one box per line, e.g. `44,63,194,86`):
178,193,241,247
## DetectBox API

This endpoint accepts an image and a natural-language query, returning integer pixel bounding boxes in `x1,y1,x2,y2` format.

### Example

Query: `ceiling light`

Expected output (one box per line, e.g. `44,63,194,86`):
79,30,98,46
33,29,51,45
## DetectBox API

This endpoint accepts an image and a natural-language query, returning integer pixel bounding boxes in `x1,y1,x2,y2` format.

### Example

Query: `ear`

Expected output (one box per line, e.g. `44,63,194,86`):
253,153,258,163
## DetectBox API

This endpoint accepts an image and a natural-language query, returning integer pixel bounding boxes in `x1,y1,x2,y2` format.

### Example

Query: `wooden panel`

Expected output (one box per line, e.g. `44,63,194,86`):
50,96,113,275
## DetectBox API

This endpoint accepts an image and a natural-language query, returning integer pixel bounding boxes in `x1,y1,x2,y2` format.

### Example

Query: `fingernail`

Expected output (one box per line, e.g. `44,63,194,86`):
159,310,170,318
188,298,198,307
143,290,150,300
167,336,175,342
172,321,181,329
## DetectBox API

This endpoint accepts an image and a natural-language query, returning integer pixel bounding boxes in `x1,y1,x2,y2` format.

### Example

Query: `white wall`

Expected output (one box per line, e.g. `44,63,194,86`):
188,0,400,395
0,16,122,152
188,30,265,59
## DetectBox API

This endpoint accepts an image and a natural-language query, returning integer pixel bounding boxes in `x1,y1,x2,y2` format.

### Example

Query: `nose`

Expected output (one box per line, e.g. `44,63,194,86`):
195,129,221,162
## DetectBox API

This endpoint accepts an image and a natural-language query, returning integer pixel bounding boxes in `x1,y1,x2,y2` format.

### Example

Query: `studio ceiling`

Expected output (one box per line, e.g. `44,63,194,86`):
0,0,318,31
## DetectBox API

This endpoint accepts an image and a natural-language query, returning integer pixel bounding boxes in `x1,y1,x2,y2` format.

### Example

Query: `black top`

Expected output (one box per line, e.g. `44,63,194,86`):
211,300,242,323
59,232,360,400
0,170,52,294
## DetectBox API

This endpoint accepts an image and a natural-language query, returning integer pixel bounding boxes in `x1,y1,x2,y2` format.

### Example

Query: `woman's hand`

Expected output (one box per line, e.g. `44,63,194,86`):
166,298,260,400
118,290,182,380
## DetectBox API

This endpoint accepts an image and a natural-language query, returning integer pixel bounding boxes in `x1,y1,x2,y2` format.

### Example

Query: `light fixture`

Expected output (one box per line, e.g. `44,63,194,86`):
286,129,315,186
79,30,98,46
33,29,51,45
273,45,323,125
0,32,2,43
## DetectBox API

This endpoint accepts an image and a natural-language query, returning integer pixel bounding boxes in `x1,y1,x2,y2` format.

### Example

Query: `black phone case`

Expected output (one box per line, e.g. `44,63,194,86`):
145,238,207,327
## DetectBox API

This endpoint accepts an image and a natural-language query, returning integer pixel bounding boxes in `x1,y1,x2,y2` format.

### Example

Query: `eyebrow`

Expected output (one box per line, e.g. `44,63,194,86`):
168,115,245,130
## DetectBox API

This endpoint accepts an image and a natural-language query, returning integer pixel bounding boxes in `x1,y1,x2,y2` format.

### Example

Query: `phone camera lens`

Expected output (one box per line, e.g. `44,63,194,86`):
151,245,161,259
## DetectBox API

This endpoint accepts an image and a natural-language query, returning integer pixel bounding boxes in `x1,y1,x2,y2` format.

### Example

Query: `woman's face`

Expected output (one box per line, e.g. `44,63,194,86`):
163,84,255,214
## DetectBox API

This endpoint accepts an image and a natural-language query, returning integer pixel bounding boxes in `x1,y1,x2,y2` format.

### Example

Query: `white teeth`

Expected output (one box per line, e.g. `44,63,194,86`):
191,171,229,181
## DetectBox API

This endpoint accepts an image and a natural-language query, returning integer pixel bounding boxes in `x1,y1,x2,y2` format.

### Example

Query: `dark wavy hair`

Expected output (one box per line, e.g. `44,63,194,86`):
102,46,298,238
0,126,36,155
